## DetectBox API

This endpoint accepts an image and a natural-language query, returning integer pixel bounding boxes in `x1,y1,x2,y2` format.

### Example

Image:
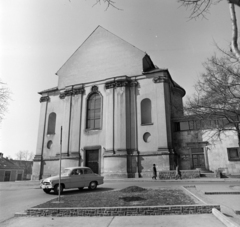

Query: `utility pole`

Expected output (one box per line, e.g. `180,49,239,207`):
58,126,63,202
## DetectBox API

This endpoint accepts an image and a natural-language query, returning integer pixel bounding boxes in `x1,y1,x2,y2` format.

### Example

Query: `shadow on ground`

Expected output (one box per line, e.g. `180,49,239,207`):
41,187,115,196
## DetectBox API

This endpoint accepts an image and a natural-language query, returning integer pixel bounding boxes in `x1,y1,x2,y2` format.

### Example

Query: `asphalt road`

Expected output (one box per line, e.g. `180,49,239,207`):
0,180,239,224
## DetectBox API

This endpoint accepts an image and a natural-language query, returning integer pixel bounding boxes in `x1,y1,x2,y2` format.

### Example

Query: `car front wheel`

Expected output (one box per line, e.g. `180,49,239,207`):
54,184,64,194
88,181,97,190
43,189,51,194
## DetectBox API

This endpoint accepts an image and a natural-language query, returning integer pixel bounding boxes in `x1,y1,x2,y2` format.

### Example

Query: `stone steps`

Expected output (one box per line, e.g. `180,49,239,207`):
200,173,216,178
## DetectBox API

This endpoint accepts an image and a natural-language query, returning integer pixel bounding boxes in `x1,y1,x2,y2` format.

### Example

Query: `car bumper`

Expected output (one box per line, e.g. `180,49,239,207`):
40,184,54,189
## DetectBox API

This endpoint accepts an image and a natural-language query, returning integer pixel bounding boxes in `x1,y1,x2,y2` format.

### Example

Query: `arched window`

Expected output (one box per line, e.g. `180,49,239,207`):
141,98,152,125
86,93,102,129
47,112,56,134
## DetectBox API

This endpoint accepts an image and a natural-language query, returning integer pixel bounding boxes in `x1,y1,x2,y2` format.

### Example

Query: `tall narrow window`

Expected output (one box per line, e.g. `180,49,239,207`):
47,112,56,135
141,98,152,125
87,93,102,129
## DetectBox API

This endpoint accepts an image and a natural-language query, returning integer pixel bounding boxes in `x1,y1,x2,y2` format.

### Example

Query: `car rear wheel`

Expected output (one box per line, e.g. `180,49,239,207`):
54,184,64,194
43,189,51,194
88,181,97,190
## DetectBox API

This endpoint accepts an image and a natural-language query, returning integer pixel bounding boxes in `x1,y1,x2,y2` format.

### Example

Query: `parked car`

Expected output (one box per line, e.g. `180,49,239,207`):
40,167,104,194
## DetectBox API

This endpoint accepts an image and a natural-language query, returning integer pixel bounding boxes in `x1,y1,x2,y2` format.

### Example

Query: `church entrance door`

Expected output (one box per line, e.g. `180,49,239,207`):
191,148,205,169
86,149,99,174
192,154,205,168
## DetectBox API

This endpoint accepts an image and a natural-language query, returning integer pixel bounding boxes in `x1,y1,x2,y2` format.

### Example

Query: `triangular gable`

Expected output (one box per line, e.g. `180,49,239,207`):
56,26,155,89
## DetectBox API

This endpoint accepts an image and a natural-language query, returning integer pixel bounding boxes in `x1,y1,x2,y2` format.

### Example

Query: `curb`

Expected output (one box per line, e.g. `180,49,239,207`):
182,186,207,205
25,204,220,217
104,178,240,183
205,192,240,195
212,208,240,227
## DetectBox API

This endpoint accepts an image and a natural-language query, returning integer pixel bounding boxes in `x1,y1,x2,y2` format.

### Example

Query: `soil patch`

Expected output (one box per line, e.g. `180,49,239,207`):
34,186,200,208
119,186,148,193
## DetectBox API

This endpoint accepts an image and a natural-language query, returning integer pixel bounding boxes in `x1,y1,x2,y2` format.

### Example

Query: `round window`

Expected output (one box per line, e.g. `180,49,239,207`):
47,140,53,149
143,132,151,143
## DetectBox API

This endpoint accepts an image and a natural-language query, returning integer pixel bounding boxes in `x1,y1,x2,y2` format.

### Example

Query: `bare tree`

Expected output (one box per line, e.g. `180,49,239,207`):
185,52,240,146
15,150,34,161
0,80,10,123
179,0,240,61
91,0,240,60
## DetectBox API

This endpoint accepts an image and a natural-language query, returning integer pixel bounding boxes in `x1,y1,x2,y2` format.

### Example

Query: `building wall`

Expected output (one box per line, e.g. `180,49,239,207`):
202,131,240,174
0,170,4,181
32,72,178,179
173,129,240,174
0,169,24,182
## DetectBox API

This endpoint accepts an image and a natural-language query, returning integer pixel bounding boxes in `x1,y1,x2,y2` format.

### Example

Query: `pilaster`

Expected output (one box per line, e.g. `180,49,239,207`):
153,75,170,153
35,96,50,157
59,87,85,157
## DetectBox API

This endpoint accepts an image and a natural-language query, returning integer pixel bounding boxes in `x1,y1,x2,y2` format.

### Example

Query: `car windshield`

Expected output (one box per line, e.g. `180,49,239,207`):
61,168,72,176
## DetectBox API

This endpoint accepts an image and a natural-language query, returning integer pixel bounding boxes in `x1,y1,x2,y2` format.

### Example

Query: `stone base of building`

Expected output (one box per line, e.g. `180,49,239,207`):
158,170,201,179
31,157,80,180
31,152,173,180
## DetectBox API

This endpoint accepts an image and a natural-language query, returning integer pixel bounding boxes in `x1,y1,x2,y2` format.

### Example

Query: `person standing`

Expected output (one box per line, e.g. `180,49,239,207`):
152,164,157,180
175,164,182,180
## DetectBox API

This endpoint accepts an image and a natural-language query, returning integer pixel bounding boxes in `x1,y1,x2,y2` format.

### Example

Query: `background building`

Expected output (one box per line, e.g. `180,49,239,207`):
0,153,24,181
173,117,240,176
11,160,33,180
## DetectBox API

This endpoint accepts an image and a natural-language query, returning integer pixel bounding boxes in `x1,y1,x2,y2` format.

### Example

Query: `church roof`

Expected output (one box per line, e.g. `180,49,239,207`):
39,26,185,95
143,68,186,97
0,156,24,170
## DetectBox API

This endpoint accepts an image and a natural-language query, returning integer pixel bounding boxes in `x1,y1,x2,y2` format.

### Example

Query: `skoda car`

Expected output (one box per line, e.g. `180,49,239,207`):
40,167,104,194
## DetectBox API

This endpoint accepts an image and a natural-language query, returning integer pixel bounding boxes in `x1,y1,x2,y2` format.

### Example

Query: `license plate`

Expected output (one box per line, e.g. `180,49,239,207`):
41,185,49,189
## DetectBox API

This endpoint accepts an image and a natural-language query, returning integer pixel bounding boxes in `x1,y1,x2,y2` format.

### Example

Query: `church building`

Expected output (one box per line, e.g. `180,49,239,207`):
32,26,240,180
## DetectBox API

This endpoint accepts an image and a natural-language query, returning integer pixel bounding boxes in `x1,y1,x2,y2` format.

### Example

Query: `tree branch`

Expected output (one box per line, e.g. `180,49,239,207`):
229,3,240,61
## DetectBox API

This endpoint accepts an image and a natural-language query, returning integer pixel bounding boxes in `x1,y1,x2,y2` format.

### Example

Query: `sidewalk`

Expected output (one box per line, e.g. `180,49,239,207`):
1,178,240,227
0,214,227,227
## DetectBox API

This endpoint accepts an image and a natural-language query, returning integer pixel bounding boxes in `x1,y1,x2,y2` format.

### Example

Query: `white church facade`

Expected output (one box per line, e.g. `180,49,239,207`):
32,26,240,180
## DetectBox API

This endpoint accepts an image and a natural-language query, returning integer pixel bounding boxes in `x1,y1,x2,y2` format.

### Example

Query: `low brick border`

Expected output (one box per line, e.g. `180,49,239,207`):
205,192,240,195
26,205,220,217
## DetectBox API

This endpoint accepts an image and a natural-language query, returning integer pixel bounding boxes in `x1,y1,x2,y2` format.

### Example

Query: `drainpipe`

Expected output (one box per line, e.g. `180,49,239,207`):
67,86,73,156
78,86,84,166
113,78,115,154
128,81,132,176
134,78,140,177
39,96,49,180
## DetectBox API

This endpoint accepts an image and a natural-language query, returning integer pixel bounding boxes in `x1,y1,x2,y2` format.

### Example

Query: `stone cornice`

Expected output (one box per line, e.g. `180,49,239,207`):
129,80,139,87
105,80,138,89
153,76,168,83
39,96,50,103
59,87,85,99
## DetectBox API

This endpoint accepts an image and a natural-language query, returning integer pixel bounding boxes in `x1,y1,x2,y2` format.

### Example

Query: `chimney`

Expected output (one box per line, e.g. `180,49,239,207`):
0,153,3,159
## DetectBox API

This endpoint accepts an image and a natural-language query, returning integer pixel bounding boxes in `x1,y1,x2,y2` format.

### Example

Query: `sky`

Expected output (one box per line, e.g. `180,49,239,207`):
0,0,236,159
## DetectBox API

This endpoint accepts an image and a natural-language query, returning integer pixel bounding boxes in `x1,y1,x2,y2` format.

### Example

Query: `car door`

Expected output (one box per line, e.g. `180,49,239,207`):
83,168,96,186
70,169,85,188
